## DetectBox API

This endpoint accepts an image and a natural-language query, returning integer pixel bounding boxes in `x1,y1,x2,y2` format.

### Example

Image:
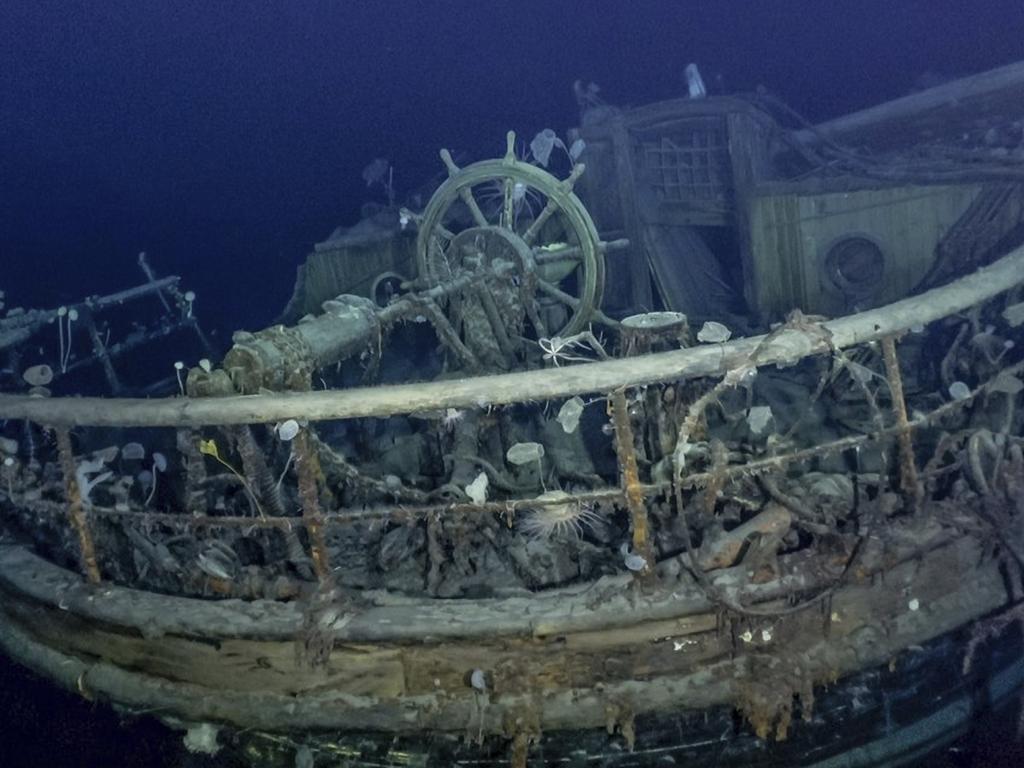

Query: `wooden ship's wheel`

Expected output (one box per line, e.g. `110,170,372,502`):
415,132,607,352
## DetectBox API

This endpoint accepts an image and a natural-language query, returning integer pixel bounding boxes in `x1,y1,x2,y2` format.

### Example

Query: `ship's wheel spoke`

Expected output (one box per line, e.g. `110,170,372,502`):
537,278,579,307
501,176,514,230
522,198,560,246
435,222,457,242
534,244,585,266
458,187,490,228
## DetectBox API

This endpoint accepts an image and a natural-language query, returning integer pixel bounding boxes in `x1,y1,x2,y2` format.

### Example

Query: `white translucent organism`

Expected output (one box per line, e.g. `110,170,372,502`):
173,361,185,396
520,491,601,539
183,723,221,755
948,381,972,401
75,456,113,507
614,540,647,573
275,419,300,441
22,364,53,387
568,138,586,162
746,405,773,435
145,452,167,505
845,360,877,385
673,437,693,472
92,445,120,464
56,305,78,373
198,358,212,373
441,408,464,432
696,321,731,343
556,396,585,434
506,442,545,465
295,745,314,768
623,551,648,572
1003,301,1024,327
361,157,390,187
512,181,527,204
529,128,567,168
685,63,707,99
183,290,196,318
990,371,1024,395
56,306,68,373
618,541,649,572
63,308,78,374
197,548,234,580
121,442,146,461
465,472,489,505
470,668,487,692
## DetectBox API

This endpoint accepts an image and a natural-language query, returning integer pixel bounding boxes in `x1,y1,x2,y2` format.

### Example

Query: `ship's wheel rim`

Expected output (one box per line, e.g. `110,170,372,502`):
415,132,605,338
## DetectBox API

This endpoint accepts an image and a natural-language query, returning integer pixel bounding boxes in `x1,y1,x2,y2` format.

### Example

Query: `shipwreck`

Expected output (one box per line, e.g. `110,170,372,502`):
2,62,1024,767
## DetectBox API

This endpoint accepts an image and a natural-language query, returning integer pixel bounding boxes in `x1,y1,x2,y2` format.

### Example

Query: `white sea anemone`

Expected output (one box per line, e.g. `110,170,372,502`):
520,490,600,539
441,408,465,432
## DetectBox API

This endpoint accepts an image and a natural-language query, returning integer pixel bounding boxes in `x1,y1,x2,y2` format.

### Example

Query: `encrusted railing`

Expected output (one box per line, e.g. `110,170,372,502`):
0,245,1021,610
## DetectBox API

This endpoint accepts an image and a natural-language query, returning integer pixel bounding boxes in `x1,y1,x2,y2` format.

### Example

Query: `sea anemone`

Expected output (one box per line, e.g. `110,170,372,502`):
441,408,465,433
520,490,601,539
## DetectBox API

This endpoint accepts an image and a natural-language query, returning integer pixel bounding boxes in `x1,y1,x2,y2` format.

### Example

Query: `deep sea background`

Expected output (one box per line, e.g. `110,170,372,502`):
2,1,1024,765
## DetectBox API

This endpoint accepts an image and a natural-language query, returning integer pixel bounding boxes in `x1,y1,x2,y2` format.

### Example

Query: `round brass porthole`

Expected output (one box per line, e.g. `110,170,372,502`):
823,235,886,297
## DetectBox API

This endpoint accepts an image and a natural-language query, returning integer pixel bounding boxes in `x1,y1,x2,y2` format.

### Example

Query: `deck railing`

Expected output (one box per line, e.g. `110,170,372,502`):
0,245,1021,605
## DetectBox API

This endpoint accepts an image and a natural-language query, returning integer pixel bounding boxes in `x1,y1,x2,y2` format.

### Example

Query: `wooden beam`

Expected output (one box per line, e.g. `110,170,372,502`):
0,519,957,643
0,536,1007,734
792,61,1024,151
1,243,1020,429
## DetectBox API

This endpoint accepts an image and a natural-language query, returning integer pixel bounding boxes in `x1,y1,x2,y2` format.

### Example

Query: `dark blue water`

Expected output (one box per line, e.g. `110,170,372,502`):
3,0,1023,335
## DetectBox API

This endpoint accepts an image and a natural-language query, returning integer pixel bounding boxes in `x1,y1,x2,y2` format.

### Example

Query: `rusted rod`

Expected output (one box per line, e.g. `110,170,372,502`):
137,251,173,313
19,486,636,529
53,427,101,583
81,310,122,394
294,429,332,582
610,389,654,575
881,335,922,511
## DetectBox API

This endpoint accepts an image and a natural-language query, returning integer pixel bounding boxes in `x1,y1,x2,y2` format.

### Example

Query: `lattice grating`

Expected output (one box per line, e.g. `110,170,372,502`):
633,120,731,204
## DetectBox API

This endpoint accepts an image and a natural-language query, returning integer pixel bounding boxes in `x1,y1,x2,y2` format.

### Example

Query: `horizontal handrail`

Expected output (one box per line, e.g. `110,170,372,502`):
1,244,1021,429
